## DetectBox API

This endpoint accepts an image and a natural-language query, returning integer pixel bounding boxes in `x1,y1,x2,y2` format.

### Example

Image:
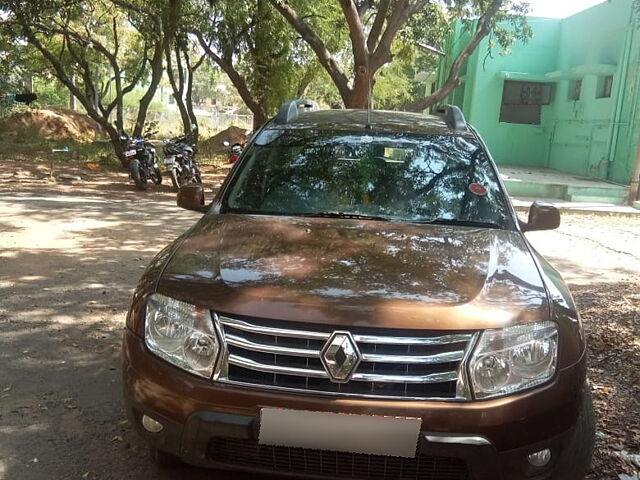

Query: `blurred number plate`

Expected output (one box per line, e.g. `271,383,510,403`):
164,156,175,165
124,149,136,157
259,408,421,458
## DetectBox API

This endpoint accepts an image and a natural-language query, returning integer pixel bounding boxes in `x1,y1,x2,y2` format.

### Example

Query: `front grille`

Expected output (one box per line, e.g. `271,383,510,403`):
208,438,469,480
217,315,476,400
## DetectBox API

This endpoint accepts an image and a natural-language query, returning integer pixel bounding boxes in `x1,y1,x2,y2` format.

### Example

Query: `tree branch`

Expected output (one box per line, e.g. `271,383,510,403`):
366,0,389,52
340,0,369,64
370,0,416,72
268,0,351,100
196,31,268,125
404,0,505,112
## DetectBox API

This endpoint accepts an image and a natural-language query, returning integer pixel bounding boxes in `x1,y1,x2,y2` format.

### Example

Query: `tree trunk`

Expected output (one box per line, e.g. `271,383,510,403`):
345,63,373,109
133,39,165,137
252,111,268,130
196,32,268,130
184,51,200,142
106,127,127,167
69,76,76,111
23,74,33,92
165,43,192,135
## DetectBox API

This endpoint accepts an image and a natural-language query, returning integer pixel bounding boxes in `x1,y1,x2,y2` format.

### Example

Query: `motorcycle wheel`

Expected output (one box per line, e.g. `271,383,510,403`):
130,159,148,191
169,168,179,190
152,167,162,185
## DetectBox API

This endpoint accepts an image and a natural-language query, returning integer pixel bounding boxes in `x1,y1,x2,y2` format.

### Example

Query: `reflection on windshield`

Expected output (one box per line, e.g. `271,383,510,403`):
224,131,509,227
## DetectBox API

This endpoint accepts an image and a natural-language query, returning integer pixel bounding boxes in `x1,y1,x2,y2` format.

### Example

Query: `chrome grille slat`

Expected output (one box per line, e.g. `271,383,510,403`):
218,315,476,400
226,333,320,358
221,316,330,340
353,333,473,346
361,351,465,364
228,354,328,378
351,371,459,384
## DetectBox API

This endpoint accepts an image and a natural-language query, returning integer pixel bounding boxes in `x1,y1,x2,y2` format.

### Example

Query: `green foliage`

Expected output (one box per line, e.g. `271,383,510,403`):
31,77,69,107
121,89,167,112
196,0,332,117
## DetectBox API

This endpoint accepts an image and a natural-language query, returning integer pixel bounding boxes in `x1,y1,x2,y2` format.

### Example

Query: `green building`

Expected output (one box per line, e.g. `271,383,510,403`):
436,0,640,190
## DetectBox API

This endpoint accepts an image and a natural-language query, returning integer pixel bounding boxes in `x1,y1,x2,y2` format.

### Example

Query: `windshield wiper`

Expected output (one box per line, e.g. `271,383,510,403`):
299,212,391,221
409,218,503,229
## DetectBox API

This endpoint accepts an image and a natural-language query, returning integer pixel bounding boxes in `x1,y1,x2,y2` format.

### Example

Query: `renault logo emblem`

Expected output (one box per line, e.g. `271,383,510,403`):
320,331,361,383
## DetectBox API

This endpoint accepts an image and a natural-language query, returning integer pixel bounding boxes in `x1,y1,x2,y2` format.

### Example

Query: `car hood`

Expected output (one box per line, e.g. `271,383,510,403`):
158,214,548,330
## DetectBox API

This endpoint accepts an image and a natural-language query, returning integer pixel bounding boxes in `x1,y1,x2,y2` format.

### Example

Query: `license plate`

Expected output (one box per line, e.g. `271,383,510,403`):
259,409,421,458
164,156,175,165
124,149,136,157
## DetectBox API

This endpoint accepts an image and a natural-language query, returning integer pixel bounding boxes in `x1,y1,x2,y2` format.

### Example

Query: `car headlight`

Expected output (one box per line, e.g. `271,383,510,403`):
144,294,221,378
469,321,558,399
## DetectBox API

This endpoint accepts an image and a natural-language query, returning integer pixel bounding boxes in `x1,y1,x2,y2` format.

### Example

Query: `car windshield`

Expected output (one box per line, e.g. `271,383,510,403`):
223,129,511,228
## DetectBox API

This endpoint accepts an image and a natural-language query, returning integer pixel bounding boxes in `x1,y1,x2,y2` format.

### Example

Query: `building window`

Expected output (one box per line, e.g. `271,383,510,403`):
597,75,614,98
499,81,553,125
568,79,582,101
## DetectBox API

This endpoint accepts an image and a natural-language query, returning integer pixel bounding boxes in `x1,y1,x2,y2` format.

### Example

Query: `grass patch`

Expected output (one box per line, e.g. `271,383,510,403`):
0,139,122,169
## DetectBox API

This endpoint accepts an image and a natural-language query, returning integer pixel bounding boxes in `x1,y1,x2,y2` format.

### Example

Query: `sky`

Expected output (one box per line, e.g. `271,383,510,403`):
527,0,607,18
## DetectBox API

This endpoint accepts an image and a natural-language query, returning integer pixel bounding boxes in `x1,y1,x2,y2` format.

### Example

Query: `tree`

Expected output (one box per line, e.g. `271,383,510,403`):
1,0,180,164
165,34,206,141
193,0,328,129
269,0,530,110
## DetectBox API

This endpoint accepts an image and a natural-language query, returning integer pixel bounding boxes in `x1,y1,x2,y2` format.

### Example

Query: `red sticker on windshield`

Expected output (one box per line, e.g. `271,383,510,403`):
469,183,488,196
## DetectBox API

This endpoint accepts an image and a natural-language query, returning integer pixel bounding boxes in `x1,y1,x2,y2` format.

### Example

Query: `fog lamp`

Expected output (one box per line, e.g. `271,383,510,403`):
527,448,551,467
142,414,164,433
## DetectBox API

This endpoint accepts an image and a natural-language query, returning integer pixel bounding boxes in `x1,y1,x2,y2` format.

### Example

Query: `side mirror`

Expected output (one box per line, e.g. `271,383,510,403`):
177,184,208,213
523,201,560,232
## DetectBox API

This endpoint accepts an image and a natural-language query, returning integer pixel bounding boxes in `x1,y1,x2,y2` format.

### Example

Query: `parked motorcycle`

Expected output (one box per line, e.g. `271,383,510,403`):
223,140,244,164
121,134,162,190
163,132,202,189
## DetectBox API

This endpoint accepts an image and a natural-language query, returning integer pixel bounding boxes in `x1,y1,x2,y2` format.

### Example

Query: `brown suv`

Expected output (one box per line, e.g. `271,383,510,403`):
122,100,595,480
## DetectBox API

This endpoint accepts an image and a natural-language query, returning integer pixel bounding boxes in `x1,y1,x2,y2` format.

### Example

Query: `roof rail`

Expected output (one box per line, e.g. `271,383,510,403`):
435,105,467,131
274,98,320,125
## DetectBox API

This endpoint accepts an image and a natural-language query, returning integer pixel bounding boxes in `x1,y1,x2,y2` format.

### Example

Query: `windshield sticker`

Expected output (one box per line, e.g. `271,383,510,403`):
469,183,488,196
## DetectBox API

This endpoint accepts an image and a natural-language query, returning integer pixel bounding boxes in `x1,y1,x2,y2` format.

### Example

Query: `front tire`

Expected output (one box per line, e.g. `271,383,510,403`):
130,159,148,191
551,387,595,480
152,166,162,185
169,168,179,189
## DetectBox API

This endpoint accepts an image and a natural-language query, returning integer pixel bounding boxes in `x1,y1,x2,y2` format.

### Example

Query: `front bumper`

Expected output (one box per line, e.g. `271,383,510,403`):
122,329,587,480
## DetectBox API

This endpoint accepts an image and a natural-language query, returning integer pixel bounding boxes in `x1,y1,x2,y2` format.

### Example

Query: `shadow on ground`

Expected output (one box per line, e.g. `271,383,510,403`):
0,160,638,480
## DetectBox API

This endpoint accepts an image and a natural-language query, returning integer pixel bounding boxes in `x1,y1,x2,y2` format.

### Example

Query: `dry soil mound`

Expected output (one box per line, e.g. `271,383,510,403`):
0,108,103,143
199,126,249,155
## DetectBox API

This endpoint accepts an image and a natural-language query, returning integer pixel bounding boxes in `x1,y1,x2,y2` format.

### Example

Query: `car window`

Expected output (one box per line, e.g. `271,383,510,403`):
223,129,511,227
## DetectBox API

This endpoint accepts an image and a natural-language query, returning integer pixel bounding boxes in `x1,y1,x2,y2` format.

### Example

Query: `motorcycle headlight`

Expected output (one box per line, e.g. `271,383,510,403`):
469,321,558,399
144,294,221,378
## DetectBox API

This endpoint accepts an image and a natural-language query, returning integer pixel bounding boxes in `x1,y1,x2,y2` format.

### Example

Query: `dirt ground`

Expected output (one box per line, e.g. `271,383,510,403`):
1,157,639,480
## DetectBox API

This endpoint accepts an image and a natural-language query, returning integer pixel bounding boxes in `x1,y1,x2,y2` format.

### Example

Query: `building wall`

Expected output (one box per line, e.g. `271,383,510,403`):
547,0,634,181
466,18,561,168
609,16,640,184
437,0,640,185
